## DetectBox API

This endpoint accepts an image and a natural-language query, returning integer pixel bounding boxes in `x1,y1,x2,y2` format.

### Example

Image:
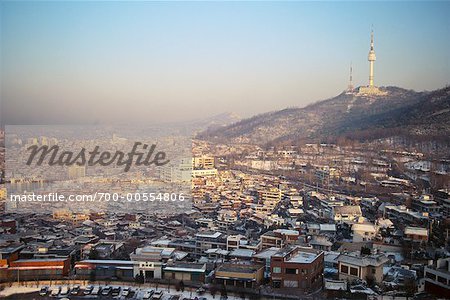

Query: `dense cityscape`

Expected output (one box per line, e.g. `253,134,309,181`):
1,2,450,300
0,120,449,299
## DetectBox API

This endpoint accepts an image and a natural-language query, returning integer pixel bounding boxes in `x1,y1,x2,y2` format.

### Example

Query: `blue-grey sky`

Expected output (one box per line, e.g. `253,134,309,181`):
1,1,449,124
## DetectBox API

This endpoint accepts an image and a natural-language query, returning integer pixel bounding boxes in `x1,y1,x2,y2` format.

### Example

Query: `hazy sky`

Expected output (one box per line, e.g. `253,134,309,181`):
1,1,449,125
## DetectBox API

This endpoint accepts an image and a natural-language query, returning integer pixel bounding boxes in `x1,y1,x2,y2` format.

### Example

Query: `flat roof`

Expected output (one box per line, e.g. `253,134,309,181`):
253,247,280,259
14,258,67,263
287,251,320,264
164,263,206,273
230,249,254,257
404,227,428,236
217,263,263,274
76,260,135,265
195,232,222,239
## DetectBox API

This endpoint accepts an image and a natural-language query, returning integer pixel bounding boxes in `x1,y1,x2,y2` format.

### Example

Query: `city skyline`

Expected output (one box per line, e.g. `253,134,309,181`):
1,1,450,125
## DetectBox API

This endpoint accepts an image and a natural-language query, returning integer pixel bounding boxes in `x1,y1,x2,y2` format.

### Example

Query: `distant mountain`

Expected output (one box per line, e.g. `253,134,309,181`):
198,112,241,129
171,112,241,134
197,86,450,145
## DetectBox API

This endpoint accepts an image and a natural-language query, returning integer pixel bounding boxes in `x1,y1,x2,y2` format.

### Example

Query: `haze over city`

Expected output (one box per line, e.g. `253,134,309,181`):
1,1,450,299
1,1,450,125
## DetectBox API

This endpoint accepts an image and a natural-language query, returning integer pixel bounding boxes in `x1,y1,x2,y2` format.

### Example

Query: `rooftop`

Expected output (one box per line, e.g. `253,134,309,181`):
164,263,206,273
287,251,320,264
216,263,263,274
337,253,389,267
333,205,362,215
253,247,280,259
404,226,428,236
195,232,222,239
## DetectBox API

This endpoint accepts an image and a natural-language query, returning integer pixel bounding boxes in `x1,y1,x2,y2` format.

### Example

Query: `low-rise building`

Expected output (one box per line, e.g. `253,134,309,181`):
412,195,440,215
336,253,389,284
130,246,176,280
195,231,227,256
309,236,333,251
270,246,324,291
6,258,70,280
424,257,450,298
404,226,428,242
332,206,362,223
352,223,378,242
261,229,299,249
74,259,134,281
163,262,206,283
215,262,264,289
253,247,280,278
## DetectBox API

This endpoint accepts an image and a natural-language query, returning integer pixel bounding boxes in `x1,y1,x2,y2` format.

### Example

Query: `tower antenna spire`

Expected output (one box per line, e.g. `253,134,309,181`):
347,62,354,92
368,27,376,87
370,25,374,51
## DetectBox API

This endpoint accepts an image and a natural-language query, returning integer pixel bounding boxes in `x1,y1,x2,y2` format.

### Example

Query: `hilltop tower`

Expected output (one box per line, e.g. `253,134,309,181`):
347,63,354,92
357,29,387,96
368,30,376,87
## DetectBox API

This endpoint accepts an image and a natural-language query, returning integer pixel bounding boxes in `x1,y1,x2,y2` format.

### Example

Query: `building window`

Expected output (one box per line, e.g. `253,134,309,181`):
273,267,281,274
285,268,297,275
350,267,358,276
273,280,281,288
426,272,436,280
437,276,447,284
340,265,349,274
283,280,298,288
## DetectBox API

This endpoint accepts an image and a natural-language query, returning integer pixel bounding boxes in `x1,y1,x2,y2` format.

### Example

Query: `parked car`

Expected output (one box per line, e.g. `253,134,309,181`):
91,286,101,295
84,285,94,295
122,287,131,297
60,286,70,296
111,286,121,296
143,289,154,300
71,285,80,295
39,286,48,296
50,286,61,296
152,290,164,299
101,286,112,296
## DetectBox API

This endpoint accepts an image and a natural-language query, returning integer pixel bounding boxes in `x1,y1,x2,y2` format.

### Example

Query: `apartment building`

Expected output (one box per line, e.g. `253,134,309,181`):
194,231,227,256
261,229,299,249
424,257,450,298
270,246,324,291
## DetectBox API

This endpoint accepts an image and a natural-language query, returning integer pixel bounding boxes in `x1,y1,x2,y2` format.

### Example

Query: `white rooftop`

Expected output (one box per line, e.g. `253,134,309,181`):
195,232,222,239
287,251,319,264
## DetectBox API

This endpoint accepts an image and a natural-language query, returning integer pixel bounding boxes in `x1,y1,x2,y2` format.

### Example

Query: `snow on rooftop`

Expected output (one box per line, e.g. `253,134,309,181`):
195,232,222,239
287,251,319,264
273,229,299,235
404,226,428,236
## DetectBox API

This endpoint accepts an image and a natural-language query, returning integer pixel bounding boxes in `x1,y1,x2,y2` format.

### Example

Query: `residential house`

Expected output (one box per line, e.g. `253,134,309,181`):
337,253,389,284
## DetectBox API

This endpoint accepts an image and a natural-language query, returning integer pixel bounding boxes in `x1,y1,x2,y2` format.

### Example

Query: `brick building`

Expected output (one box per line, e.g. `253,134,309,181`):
270,246,324,291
